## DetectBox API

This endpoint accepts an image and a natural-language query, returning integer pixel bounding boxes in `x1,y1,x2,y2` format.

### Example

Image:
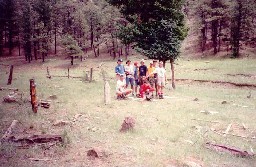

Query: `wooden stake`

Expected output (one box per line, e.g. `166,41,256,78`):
7,65,14,85
30,79,38,113
68,68,70,79
90,68,93,82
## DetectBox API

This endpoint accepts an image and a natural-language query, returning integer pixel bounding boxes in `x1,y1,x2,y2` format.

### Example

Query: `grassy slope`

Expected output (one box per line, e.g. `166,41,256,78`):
0,56,256,167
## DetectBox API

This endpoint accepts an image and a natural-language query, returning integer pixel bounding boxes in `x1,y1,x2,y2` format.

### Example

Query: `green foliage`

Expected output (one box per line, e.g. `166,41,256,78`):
108,0,188,61
62,35,83,56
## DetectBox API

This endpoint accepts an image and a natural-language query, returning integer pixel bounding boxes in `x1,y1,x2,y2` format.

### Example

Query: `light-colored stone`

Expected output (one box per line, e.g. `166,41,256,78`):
104,81,111,104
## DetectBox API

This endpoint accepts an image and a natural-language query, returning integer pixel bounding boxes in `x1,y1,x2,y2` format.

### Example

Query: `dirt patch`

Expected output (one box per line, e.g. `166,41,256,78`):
174,78,256,89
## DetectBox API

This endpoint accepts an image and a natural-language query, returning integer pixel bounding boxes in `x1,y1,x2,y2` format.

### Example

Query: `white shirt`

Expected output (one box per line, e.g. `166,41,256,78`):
124,65,134,78
155,67,166,78
116,79,126,92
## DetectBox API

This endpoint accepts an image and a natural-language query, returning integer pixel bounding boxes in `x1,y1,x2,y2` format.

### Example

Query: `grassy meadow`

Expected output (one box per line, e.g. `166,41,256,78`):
0,56,256,167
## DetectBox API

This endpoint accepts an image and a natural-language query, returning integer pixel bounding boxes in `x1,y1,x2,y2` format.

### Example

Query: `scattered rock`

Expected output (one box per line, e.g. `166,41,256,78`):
53,120,70,126
3,92,19,103
87,148,106,159
200,110,218,115
193,98,199,101
48,95,57,100
120,117,135,132
87,149,99,158
221,101,227,104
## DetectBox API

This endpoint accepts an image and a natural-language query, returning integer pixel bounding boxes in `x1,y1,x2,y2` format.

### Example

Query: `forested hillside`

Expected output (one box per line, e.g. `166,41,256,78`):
0,0,255,62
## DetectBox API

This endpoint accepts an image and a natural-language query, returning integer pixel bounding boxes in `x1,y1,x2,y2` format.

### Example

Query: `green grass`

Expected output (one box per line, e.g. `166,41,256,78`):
0,56,256,167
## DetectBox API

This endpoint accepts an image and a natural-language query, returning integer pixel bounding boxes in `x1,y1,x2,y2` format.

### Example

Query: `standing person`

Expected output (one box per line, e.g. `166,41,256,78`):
138,59,148,86
124,60,134,93
133,61,139,96
147,61,156,88
115,58,125,80
116,74,132,99
153,60,158,96
155,61,166,99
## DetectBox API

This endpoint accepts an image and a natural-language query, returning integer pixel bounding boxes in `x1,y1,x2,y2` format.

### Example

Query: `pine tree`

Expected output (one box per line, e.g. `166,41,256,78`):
108,0,188,88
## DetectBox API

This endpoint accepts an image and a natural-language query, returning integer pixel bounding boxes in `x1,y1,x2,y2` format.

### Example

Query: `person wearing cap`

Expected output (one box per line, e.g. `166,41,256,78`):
155,61,166,99
139,59,148,86
124,60,134,93
116,74,132,99
115,58,125,80
147,60,156,88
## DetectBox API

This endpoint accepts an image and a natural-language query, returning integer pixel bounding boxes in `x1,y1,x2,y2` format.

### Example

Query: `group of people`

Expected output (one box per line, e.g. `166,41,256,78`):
115,58,166,100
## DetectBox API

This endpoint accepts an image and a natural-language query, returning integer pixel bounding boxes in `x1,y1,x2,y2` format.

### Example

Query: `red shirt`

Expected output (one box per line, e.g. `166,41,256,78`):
140,83,155,98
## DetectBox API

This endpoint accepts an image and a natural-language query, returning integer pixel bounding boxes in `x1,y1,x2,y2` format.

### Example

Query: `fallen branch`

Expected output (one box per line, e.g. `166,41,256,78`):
29,158,52,161
10,134,63,144
173,78,256,89
1,120,19,142
205,142,255,157
211,128,255,140
0,87,18,91
191,118,219,123
223,123,232,136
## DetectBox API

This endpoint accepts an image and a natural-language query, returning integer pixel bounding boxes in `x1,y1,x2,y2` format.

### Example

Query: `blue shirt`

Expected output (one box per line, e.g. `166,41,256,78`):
115,64,125,75
134,67,138,80
139,65,147,76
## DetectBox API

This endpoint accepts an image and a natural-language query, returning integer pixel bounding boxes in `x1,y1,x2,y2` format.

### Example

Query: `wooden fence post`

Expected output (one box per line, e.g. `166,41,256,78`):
7,65,14,85
90,68,93,82
68,68,70,79
30,79,38,113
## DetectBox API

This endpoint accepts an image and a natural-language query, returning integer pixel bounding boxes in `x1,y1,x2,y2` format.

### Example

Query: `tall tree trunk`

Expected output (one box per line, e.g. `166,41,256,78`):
211,0,218,55
201,11,207,52
0,27,3,56
231,0,242,58
218,20,222,52
170,59,175,89
55,22,57,54
125,44,128,60
111,33,116,59
18,34,21,56
90,19,94,48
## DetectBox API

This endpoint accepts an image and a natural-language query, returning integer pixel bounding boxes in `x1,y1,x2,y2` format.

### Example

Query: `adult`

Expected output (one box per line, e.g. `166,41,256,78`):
115,58,125,80
155,61,166,99
124,60,134,93
116,74,132,99
138,59,148,85
133,62,139,96
152,60,158,96
147,61,155,87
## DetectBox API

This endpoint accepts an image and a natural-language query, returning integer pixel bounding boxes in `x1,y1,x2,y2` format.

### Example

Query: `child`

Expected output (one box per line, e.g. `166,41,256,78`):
155,61,166,99
116,74,132,99
139,79,155,101
133,62,139,96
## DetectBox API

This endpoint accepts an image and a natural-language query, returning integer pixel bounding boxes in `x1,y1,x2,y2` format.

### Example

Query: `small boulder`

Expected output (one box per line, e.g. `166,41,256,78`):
120,117,135,132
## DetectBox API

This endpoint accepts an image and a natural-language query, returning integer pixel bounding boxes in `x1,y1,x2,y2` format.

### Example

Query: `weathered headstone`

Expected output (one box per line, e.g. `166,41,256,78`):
104,81,111,104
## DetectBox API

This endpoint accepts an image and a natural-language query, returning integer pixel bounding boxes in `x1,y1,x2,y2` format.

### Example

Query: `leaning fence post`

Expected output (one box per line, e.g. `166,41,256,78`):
7,65,14,85
30,79,38,113
90,68,93,82
68,68,70,79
